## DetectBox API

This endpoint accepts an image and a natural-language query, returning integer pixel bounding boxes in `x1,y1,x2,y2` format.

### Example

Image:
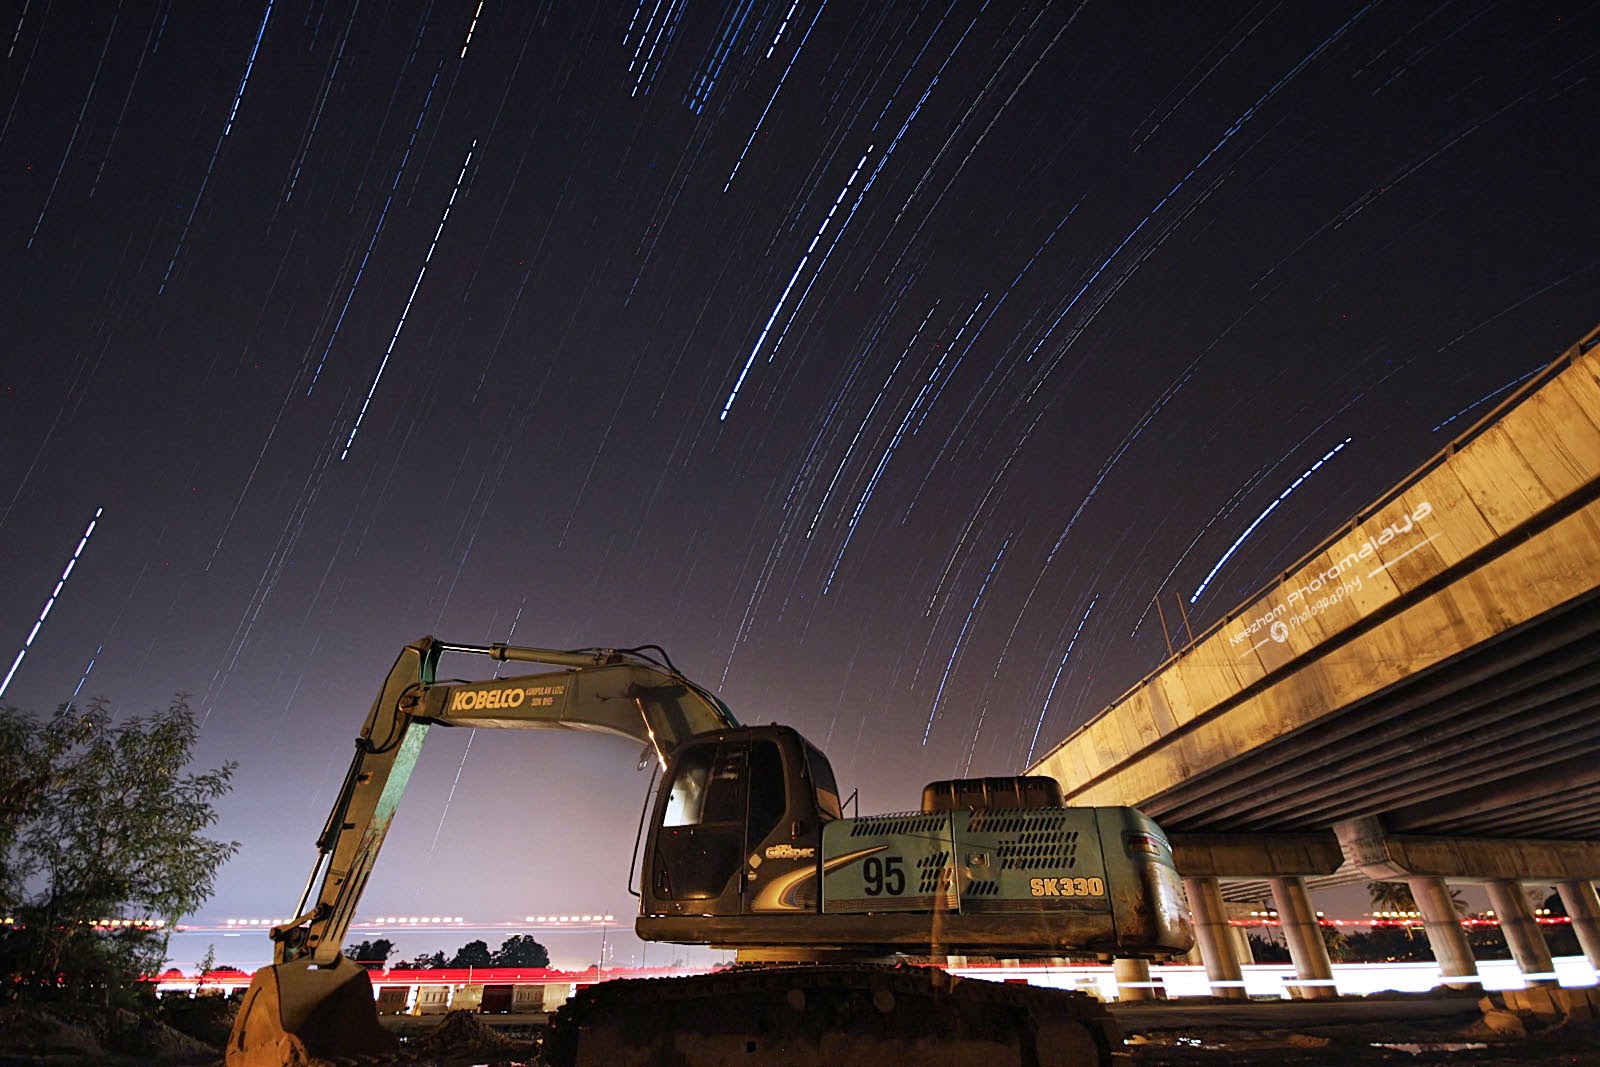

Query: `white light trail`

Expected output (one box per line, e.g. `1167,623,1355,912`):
307,61,445,394
341,139,476,461
1027,596,1097,765
722,0,829,192
625,0,666,73
687,0,753,113
459,1,484,59
766,0,800,58
1016,4,1374,385
630,0,686,97
282,0,361,203
0,508,103,698
805,305,936,539
6,0,31,61
69,644,102,702
923,536,1011,746
1432,367,1540,433
26,4,120,248
157,0,275,294
720,145,871,421
1190,438,1352,604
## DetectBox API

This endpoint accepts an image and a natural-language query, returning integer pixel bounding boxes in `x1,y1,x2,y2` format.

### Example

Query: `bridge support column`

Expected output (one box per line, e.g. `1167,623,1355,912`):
1112,957,1164,1001
1268,876,1336,999
1556,880,1600,970
1407,876,1477,988
1486,879,1556,986
1183,876,1247,1000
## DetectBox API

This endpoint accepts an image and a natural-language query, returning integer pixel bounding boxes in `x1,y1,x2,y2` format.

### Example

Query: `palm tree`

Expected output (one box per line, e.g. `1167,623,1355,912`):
1366,881,1466,941
1368,881,1416,915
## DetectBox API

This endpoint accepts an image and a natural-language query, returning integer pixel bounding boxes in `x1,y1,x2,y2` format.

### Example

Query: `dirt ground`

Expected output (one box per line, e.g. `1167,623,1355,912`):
3,998,1597,1066
463,1002,1598,1067
0,1002,218,1066
1120,1018,1599,1067
1116,986,1600,1066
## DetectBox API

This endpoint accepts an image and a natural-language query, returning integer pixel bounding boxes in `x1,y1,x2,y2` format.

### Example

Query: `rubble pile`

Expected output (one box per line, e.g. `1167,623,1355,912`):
408,1008,529,1060
0,1003,216,1065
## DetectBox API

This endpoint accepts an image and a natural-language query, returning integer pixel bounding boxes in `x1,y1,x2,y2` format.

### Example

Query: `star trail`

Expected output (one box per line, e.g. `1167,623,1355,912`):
0,507,102,698
2,1,1596,947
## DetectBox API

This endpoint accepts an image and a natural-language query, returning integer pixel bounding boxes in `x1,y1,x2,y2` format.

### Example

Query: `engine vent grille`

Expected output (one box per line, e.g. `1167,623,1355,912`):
994,832,1079,870
917,852,951,893
967,811,1070,833
967,811,1082,871
848,813,948,837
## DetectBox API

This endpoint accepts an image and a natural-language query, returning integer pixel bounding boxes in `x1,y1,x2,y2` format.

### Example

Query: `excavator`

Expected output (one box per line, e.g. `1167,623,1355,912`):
226,637,1193,1066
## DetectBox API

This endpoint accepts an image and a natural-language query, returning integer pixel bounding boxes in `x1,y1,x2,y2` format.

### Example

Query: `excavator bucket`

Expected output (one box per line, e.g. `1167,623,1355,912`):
226,956,398,1067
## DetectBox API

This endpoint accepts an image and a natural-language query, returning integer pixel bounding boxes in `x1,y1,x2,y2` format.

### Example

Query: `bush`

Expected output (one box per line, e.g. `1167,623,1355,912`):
156,990,239,1046
0,697,237,1009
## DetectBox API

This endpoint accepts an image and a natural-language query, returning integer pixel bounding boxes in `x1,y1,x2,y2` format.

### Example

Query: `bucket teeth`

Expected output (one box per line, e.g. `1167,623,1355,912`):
226,958,398,1067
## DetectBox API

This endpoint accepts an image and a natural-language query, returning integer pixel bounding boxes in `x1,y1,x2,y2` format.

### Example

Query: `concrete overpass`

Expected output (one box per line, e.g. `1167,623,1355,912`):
1029,322,1600,1000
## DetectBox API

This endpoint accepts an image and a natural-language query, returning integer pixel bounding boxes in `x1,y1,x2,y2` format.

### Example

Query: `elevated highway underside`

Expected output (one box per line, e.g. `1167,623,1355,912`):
1027,327,1600,988
1030,325,1600,850
1126,530,1600,842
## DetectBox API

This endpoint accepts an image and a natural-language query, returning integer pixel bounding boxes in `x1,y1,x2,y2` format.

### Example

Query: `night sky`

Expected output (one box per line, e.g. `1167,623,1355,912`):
3,1,1598,966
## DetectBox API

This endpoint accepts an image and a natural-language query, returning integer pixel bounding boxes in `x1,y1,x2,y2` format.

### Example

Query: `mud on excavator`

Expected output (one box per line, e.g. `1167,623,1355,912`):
226,637,1192,1067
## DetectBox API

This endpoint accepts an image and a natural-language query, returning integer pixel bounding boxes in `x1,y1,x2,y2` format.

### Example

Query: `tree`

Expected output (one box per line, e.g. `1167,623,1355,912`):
448,939,493,968
1246,934,1290,963
194,943,217,987
1337,926,1434,962
0,706,96,897
394,949,447,970
1320,924,1350,963
343,938,396,965
493,934,550,968
1367,881,1416,914
1366,880,1466,917
0,697,238,1005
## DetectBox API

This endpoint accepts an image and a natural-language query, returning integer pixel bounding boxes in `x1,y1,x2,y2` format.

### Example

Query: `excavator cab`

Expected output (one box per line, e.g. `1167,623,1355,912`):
643,725,840,917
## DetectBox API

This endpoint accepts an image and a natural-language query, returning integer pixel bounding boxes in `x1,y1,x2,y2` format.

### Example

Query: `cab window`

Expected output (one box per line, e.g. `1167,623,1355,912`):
805,742,843,820
664,745,712,826
701,745,749,823
747,741,787,842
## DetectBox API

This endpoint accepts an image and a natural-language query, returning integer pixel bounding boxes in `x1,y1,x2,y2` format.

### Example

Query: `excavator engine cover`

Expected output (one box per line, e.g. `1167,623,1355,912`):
226,955,397,1067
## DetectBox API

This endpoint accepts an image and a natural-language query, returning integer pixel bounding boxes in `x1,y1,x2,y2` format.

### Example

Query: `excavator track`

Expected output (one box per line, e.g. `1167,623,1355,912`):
543,963,1121,1067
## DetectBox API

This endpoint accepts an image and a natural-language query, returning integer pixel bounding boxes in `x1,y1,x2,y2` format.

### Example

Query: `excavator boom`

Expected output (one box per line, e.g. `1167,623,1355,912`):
227,636,735,1067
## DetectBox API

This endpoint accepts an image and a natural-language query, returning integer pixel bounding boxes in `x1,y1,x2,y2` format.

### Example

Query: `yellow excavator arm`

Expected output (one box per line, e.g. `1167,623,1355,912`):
272,635,737,967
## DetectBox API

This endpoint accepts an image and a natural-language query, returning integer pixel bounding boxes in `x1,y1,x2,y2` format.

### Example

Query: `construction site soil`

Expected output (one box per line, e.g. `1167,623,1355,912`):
1117,1016,1599,1066
2,997,1596,1066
